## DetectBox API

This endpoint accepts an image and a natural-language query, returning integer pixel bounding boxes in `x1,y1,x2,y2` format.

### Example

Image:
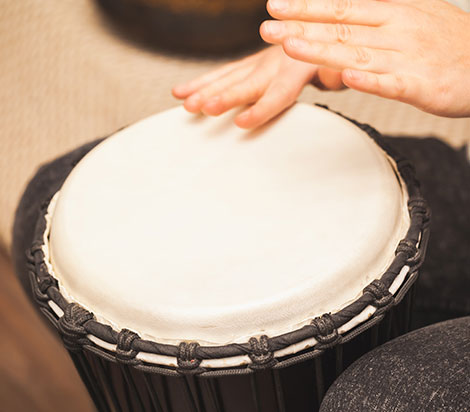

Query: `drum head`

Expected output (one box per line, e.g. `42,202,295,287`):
47,103,409,346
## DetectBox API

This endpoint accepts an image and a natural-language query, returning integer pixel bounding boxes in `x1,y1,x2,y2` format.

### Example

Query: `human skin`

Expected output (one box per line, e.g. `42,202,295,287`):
261,0,470,118
173,0,470,128
172,45,344,129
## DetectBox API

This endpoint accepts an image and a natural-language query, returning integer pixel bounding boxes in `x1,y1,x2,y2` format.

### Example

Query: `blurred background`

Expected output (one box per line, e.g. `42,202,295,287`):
1,0,469,410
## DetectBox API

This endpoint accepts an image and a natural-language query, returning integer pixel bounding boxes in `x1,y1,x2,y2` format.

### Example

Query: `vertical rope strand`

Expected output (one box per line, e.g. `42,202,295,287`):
70,352,111,412
94,357,123,412
120,365,145,412
161,375,173,412
249,374,261,412
182,376,201,412
314,357,325,408
370,324,379,349
142,373,165,412
210,379,225,412
272,370,286,412
335,345,344,376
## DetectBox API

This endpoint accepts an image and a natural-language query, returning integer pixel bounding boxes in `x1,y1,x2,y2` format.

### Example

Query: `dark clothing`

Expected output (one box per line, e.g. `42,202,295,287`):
320,316,470,412
11,134,470,412
382,137,470,327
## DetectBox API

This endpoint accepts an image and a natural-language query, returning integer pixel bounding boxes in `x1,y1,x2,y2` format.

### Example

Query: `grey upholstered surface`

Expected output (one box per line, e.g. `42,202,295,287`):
320,316,470,412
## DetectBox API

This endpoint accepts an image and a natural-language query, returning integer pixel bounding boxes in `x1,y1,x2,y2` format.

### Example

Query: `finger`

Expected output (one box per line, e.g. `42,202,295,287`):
172,55,256,99
282,37,398,74
261,20,399,51
201,75,268,116
342,69,418,103
235,79,302,129
267,0,396,26
315,67,345,90
183,63,255,113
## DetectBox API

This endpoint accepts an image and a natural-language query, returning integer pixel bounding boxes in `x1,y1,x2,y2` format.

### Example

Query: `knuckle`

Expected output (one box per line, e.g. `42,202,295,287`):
294,21,306,37
332,0,352,21
276,79,300,102
372,75,381,92
434,78,452,109
353,46,371,66
393,74,407,99
301,0,310,14
335,24,351,44
275,81,292,97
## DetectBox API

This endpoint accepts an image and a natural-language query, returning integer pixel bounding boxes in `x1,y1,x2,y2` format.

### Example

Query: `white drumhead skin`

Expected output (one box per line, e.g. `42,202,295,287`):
49,103,409,345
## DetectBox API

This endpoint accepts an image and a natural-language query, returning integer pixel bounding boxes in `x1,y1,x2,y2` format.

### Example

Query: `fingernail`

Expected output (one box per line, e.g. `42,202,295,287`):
346,69,363,81
262,20,282,36
268,0,289,13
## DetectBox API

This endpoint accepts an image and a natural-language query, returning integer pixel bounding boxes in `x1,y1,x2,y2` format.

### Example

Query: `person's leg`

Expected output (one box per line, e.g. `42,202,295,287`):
384,137,470,327
12,139,104,303
320,316,470,412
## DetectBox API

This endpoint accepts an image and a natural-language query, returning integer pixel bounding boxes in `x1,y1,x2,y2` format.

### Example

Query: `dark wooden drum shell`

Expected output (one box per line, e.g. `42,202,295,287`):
96,0,269,55
69,289,417,412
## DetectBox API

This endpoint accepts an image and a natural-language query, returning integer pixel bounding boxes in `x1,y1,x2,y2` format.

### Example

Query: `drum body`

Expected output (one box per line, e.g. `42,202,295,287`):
25,104,430,412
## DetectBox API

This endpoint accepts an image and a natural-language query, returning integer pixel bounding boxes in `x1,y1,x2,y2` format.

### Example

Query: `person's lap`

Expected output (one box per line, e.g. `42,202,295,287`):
11,132,470,411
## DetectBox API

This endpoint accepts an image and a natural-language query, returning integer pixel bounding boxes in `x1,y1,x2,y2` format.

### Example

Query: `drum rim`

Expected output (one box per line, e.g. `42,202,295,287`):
26,105,431,376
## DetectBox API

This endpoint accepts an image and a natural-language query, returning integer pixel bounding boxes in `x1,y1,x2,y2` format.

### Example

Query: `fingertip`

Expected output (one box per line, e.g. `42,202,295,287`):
341,69,368,91
201,96,225,116
281,37,306,62
259,20,270,42
343,69,363,82
172,84,189,99
259,20,279,44
183,94,203,113
234,110,255,129
266,0,287,19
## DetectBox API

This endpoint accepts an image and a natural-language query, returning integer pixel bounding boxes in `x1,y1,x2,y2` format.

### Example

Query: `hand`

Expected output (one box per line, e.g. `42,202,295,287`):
172,45,344,129
261,0,470,117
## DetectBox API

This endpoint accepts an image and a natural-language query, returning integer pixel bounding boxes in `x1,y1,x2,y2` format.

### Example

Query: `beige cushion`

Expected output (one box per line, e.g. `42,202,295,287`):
1,0,469,253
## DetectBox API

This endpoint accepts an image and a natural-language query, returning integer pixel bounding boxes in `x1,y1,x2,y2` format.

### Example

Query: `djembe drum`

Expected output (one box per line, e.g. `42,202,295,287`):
23,103,430,411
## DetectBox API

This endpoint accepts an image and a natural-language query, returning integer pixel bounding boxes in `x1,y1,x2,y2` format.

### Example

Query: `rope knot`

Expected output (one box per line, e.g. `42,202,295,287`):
116,329,140,365
30,240,44,255
58,303,94,352
395,239,418,262
37,275,58,294
248,335,276,369
311,314,339,347
363,279,393,308
177,342,202,373
29,271,50,303
408,197,431,227
396,157,416,174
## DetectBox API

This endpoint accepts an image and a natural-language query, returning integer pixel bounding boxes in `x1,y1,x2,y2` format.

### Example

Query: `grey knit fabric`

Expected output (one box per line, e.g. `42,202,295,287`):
382,137,470,326
320,316,470,412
